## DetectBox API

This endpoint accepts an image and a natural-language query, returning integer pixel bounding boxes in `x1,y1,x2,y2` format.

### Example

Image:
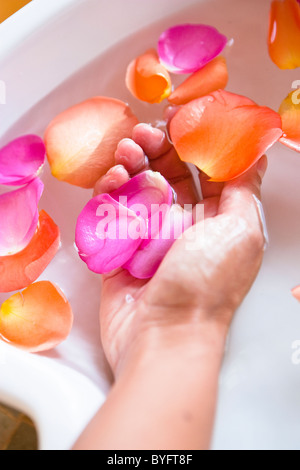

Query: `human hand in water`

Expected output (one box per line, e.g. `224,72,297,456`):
75,121,267,450
94,121,267,377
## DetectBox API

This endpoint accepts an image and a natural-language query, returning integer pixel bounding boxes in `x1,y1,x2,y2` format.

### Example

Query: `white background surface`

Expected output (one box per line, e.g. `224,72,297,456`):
0,0,300,450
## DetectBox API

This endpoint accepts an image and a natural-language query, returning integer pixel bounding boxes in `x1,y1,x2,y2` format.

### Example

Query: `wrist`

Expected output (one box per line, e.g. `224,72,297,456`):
115,306,229,378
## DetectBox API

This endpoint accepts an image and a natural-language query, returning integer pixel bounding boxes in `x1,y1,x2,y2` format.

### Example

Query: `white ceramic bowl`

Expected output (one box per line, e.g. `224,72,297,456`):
1,0,300,451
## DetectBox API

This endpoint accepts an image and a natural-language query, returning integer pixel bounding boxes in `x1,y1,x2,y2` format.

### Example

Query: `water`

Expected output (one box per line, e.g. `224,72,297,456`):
1,0,300,450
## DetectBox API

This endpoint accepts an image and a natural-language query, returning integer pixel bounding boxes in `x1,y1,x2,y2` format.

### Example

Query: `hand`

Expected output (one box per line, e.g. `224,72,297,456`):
94,122,267,376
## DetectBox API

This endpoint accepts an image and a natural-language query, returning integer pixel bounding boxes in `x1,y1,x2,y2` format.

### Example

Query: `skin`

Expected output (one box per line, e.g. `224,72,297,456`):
74,122,267,450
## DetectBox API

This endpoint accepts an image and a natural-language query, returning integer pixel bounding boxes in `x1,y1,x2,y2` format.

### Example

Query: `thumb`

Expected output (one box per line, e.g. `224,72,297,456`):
217,156,269,249
218,155,268,217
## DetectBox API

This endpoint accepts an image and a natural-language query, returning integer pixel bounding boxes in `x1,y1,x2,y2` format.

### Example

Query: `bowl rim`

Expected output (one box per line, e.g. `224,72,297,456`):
0,0,79,62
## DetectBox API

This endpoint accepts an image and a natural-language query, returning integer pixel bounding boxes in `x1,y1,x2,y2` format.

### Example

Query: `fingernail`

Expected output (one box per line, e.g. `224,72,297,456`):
108,164,126,175
253,194,269,251
256,155,268,180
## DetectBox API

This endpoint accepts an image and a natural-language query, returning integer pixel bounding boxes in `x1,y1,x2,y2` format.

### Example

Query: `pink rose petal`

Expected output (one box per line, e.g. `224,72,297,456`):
75,194,146,274
110,171,173,214
0,135,46,186
158,23,227,74
124,205,193,279
292,285,300,302
0,178,44,256
111,170,174,241
75,171,174,275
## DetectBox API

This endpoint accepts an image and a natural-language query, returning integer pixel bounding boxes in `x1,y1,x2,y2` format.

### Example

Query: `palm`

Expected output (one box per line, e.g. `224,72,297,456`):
96,124,265,374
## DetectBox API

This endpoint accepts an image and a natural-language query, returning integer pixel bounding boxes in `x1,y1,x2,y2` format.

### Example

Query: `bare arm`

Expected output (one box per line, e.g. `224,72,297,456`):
74,322,227,450
73,124,267,450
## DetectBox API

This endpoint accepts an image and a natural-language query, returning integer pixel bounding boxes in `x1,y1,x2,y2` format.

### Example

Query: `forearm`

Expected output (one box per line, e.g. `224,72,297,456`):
73,321,227,450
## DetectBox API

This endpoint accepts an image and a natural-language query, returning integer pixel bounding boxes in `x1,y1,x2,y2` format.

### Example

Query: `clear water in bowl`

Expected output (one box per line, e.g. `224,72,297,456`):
1,0,300,449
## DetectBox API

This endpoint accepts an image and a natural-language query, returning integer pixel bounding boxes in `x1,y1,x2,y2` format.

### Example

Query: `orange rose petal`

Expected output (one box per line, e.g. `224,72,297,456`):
170,90,283,182
292,285,300,301
268,0,300,69
44,97,139,189
168,56,228,105
0,210,60,293
278,89,300,151
0,281,73,353
126,49,172,104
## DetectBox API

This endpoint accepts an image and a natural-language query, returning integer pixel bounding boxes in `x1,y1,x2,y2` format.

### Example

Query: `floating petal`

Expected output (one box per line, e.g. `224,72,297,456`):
0,135,45,186
169,90,283,182
278,89,300,151
44,97,139,188
168,56,228,105
268,0,300,69
0,210,60,293
292,285,300,301
126,49,172,103
0,281,73,353
158,23,227,74
0,178,44,256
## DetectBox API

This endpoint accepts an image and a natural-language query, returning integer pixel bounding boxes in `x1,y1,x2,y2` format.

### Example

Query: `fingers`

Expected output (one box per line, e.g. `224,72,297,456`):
219,155,267,214
94,137,149,196
95,122,199,205
114,138,148,174
94,165,130,196
133,124,199,206
132,124,172,160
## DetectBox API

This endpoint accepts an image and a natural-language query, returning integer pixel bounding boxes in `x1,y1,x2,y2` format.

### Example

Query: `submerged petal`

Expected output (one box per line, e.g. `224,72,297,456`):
0,281,73,353
158,23,227,74
170,90,283,182
0,135,45,186
0,210,60,293
126,49,172,103
268,0,300,69
0,178,44,256
168,56,228,105
44,97,139,188
278,89,300,151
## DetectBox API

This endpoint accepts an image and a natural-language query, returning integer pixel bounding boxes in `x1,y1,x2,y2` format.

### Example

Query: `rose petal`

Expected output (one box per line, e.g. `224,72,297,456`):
111,170,174,243
0,135,45,186
0,281,73,353
75,194,146,274
110,170,173,214
126,49,172,103
169,90,283,182
0,210,60,293
0,178,44,256
76,171,173,274
292,285,300,301
124,204,193,279
168,56,228,105
268,0,300,70
44,97,139,189
158,23,227,74
278,89,300,151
